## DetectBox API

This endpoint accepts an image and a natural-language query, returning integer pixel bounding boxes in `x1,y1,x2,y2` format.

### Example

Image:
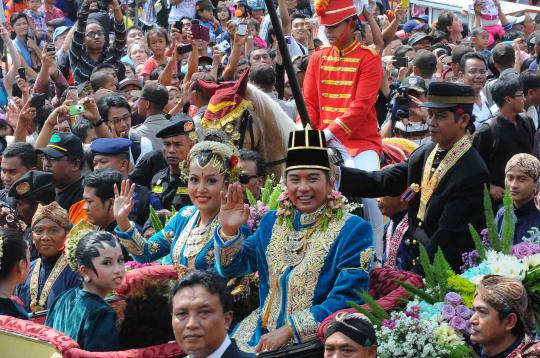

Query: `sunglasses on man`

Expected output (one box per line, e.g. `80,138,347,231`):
239,173,257,184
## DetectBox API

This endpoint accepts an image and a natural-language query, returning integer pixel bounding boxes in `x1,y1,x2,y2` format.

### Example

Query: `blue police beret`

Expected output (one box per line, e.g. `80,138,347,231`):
90,138,133,155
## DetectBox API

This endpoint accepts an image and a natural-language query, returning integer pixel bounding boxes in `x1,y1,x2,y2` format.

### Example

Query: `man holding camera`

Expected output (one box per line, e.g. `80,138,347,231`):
381,76,431,145
303,0,384,259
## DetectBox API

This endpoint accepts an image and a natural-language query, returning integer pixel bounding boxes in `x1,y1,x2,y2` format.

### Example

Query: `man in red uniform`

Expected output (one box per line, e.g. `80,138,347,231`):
303,0,384,261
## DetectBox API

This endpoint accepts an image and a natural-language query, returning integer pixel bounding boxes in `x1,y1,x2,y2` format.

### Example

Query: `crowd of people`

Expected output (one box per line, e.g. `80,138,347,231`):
0,0,539,356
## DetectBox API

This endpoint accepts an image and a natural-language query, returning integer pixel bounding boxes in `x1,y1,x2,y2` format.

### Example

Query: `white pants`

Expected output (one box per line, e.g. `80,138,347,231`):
330,139,384,263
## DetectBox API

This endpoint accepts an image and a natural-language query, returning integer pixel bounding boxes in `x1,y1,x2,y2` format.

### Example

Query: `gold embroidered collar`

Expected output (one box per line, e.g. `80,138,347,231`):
417,134,472,221
30,254,68,312
299,205,326,226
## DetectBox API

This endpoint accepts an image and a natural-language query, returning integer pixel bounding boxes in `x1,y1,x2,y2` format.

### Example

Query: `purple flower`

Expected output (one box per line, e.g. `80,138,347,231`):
512,242,540,259
455,305,472,319
382,319,397,330
444,292,462,306
441,304,456,320
450,316,468,332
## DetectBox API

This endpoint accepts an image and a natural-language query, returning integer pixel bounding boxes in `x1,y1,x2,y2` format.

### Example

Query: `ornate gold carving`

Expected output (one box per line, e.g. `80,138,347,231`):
30,255,69,312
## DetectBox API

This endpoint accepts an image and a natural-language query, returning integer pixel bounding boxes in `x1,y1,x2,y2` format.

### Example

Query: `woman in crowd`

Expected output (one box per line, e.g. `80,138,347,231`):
436,11,463,46
10,12,42,78
16,202,81,312
45,228,125,352
215,5,232,31
0,228,30,320
114,131,250,271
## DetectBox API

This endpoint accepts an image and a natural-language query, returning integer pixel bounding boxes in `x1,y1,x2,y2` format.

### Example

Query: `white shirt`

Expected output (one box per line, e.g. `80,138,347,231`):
168,0,196,23
526,105,539,130
187,335,231,358
473,92,494,129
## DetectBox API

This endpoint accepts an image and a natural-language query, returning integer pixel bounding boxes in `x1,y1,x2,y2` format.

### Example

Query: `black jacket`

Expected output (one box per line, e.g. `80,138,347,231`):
222,339,255,358
339,142,489,272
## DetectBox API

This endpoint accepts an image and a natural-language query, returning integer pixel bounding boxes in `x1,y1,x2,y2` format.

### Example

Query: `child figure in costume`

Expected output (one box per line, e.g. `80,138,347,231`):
0,229,30,320
114,130,251,271
45,226,125,352
304,0,385,261
214,129,374,353
17,202,81,312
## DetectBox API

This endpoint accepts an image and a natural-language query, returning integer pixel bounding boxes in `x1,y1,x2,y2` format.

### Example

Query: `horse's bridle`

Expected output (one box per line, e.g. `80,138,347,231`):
236,110,287,168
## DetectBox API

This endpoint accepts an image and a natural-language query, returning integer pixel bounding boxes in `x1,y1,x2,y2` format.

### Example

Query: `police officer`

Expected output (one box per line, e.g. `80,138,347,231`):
150,118,196,211
90,138,162,227
9,170,56,260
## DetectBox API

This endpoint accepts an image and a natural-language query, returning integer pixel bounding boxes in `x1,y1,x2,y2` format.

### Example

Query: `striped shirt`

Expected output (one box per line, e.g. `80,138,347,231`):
69,9,126,84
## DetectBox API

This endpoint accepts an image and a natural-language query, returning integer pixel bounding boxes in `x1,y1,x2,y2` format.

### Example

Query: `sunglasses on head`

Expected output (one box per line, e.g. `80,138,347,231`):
239,173,257,184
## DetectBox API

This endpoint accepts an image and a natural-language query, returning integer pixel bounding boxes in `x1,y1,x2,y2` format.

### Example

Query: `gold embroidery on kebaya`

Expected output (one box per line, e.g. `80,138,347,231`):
232,308,261,353
290,309,319,342
417,135,472,221
30,255,69,312
119,229,145,256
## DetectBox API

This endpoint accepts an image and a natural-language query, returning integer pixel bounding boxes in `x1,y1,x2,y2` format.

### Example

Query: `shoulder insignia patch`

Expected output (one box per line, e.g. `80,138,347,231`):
16,182,31,195
361,45,378,56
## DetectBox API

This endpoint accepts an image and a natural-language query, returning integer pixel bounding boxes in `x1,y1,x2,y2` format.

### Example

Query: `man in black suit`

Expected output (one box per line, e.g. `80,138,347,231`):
339,82,489,272
169,271,254,358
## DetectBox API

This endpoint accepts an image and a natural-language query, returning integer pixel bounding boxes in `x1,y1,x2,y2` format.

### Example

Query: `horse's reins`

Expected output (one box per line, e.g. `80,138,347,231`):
236,111,287,167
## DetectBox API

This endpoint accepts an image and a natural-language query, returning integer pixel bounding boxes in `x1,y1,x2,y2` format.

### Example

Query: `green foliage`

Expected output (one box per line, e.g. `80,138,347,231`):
522,265,540,332
501,189,514,254
444,343,472,358
469,223,487,261
246,188,257,206
483,185,501,251
347,300,380,326
260,175,274,204
149,206,163,232
434,248,450,302
395,280,437,304
354,290,390,321
447,275,476,308
267,185,282,210
419,244,435,289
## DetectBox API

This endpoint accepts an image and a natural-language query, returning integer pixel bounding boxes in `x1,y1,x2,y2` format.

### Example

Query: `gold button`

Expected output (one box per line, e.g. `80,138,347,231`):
418,221,422,227
413,240,417,245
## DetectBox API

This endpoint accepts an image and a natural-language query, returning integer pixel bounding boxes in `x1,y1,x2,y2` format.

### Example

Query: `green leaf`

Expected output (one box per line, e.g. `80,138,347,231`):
419,243,435,289
267,186,282,211
483,185,501,251
149,206,163,232
394,280,437,304
434,248,450,301
261,175,274,204
246,188,257,206
354,289,390,320
501,189,515,254
469,223,487,261
347,300,380,326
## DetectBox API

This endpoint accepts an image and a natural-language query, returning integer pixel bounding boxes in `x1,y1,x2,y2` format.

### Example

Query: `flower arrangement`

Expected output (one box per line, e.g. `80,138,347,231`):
246,175,282,231
276,189,347,231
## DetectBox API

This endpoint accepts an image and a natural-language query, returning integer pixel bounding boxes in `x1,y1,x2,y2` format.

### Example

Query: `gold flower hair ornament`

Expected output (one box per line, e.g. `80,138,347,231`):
64,220,95,271
0,236,3,271
188,130,241,182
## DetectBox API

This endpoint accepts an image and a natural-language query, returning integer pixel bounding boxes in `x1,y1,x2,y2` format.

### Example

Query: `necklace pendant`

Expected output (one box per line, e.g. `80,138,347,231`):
30,303,45,312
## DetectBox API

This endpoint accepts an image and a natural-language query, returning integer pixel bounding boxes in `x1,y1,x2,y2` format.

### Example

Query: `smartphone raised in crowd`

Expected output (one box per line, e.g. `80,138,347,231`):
237,23,248,36
393,57,409,69
30,93,46,109
177,44,193,55
216,40,230,52
17,67,26,81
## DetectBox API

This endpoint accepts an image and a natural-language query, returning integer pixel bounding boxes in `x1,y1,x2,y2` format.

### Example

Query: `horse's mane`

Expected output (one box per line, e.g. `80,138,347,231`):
246,83,298,149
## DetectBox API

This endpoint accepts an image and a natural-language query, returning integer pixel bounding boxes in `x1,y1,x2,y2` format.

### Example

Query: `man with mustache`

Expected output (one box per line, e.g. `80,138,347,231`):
338,82,488,272
150,119,195,211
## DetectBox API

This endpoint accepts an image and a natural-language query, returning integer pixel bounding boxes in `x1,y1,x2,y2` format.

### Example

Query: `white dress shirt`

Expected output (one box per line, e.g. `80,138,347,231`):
187,335,231,358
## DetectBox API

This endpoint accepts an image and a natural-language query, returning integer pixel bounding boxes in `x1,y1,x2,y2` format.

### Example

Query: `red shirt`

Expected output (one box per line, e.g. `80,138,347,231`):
302,40,383,156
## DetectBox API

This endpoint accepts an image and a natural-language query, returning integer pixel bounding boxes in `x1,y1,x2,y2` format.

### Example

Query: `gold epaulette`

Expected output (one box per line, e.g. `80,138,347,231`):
361,45,378,56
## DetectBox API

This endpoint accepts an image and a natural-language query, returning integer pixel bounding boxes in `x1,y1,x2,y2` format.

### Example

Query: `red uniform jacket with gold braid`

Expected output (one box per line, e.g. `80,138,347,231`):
302,40,383,157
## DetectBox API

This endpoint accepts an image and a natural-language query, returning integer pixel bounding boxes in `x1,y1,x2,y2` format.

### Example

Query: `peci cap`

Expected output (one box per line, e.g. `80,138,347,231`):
422,82,475,109
90,138,133,155
8,170,54,200
156,117,195,138
286,129,330,172
36,132,84,159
